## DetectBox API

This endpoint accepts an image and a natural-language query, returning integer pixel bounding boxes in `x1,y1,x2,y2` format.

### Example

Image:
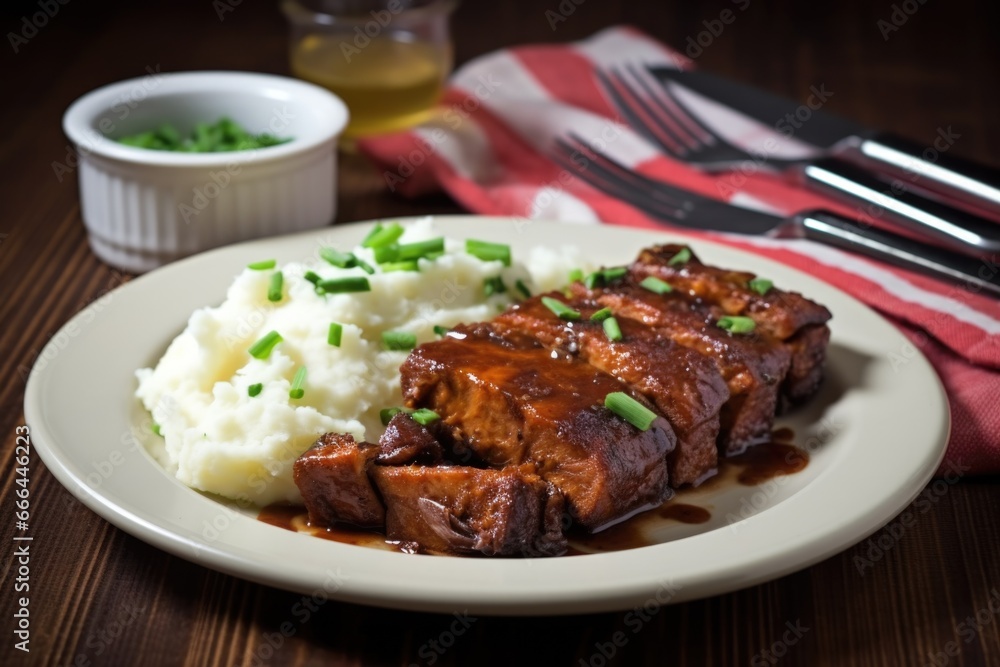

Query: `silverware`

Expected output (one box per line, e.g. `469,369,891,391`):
550,134,1000,297
650,66,1000,221
595,65,1000,259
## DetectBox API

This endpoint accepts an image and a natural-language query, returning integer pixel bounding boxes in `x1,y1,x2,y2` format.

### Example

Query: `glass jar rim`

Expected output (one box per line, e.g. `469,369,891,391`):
282,0,458,26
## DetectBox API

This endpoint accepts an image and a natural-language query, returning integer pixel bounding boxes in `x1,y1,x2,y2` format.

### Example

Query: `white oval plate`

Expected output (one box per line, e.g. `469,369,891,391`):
24,216,949,615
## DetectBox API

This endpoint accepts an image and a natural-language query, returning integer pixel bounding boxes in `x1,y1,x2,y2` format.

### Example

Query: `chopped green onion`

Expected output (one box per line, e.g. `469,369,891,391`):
568,268,584,283
602,266,628,282
362,222,404,248
396,238,445,261
151,422,162,437
289,366,307,399
355,257,376,275
603,317,623,341
360,223,384,246
381,260,420,272
605,392,657,431
317,276,371,293
717,316,757,334
267,271,284,302
590,307,613,321
382,330,417,351
303,270,321,285
584,271,603,289
515,279,531,298
319,247,356,268
484,276,507,297
466,239,511,266
373,244,399,263
410,408,440,425
247,259,276,270
668,247,692,265
248,330,283,359
327,322,343,347
379,406,414,425
640,276,673,294
248,383,263,397
541,296,581,320
748,277,773,295
314,286,327,296
433,325,450,336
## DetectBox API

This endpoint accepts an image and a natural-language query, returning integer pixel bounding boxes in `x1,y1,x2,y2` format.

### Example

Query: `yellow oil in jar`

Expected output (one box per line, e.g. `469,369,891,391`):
291,34,448,139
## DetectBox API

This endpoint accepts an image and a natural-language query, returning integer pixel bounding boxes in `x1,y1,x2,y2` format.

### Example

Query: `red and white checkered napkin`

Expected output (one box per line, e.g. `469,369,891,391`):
358,26,1000,474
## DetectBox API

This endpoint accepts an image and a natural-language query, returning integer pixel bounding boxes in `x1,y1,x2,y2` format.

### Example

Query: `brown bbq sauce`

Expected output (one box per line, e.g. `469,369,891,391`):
258,430,808,556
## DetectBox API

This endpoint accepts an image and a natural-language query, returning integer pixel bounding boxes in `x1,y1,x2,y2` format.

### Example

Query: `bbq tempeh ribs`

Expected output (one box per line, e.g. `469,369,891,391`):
293,242,832,557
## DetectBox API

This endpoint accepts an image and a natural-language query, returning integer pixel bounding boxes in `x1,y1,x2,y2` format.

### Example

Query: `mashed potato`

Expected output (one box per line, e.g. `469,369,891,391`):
136,220,589,506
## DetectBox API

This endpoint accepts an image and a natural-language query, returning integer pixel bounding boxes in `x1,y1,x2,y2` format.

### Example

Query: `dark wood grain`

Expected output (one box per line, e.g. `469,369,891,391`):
2,1,999,665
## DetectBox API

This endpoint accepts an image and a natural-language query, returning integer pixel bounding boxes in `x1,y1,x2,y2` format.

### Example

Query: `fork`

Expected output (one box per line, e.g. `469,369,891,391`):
594,65,1000,259
595,65,808,171
549,134,1000,296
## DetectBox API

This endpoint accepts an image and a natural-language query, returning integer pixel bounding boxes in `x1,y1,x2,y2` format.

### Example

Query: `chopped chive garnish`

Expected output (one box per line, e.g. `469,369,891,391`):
289,366,307,399
433,325,449,336
515,279,531,298
584,272,603,289
603,317,623,341
382,330,417,351
267,271,284,302
319,247,355,268
317,276,371,293
396,238,445,261
362,222,404,248
248,330,283,359
466,239,511,266
304,270,321,285
247,259,276,270
590,307,613,321
327,322,343,347
151,422,162,437
568,268,584,283
410,408,440,426
748,277,773,295
355,257,376,275
381,260,420,272
373,244,399,263
248,383,263,397
360,223,384,246
717,316,756,334
668,247,692,265
640,276,673,294
379,406,413,426
315,286,327,296
484,276,507,297
541,296,581,320
602,266,628,282
605,392,657,431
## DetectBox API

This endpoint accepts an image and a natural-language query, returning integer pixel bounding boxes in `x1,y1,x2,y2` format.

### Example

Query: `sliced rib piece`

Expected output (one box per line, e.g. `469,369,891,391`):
293,433,384,529
493,293,729,486
377,412,445,466
371,463,567,556
631,244,832,403
570,281,790,454
400,323,675,530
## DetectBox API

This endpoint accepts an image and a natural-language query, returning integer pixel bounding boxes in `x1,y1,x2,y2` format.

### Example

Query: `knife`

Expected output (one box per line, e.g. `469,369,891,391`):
650,67,1000,221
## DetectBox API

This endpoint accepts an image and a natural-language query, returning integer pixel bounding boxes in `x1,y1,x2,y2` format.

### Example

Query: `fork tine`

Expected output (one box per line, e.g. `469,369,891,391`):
594,69,687,159
611,66,702,152
628,63,718,147
550,137,690,222
562,133,691,209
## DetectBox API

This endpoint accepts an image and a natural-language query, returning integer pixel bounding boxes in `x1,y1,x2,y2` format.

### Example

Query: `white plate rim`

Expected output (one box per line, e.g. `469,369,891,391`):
23,215,950,615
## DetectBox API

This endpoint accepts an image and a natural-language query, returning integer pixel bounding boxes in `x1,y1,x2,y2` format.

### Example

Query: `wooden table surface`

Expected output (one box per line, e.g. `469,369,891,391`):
3,1,999,665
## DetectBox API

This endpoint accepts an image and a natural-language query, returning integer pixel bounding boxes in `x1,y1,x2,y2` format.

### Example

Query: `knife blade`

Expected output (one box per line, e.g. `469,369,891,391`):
650,67,1000,219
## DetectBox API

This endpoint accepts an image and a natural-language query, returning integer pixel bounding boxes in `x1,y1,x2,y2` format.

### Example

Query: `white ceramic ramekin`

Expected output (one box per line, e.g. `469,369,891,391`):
63,71,349,273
